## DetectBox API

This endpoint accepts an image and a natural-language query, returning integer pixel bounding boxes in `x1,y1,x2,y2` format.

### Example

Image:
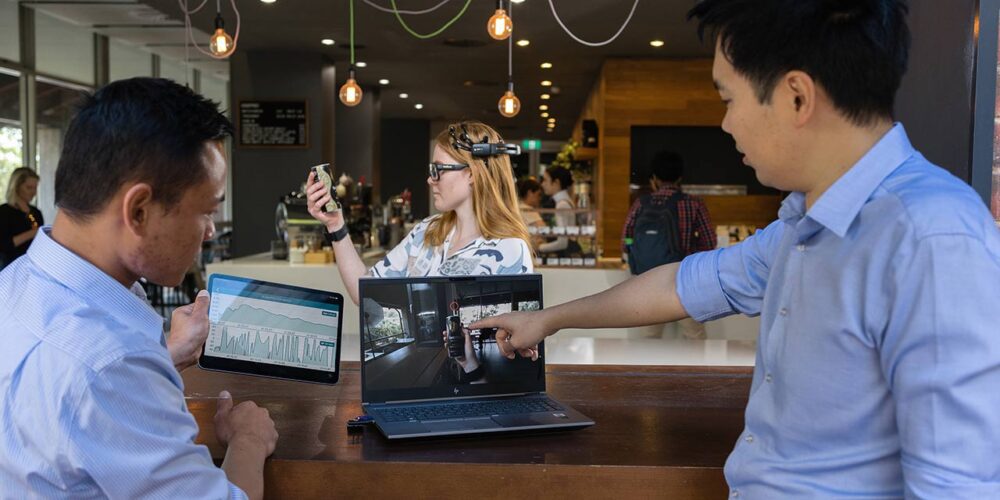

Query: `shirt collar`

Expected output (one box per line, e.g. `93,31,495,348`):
552,190,571,203
27,227,165,343
779,123,915,238
441,224,489,257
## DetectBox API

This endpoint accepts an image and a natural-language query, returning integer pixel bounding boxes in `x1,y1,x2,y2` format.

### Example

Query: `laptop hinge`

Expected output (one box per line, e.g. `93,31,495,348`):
375,391,542,406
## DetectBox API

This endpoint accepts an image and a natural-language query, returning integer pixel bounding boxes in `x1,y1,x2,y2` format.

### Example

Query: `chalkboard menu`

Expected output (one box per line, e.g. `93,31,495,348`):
238,101,308,147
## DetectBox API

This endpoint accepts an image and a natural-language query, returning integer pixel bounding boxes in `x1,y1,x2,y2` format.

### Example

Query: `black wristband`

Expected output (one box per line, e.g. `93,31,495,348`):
325,225,349,244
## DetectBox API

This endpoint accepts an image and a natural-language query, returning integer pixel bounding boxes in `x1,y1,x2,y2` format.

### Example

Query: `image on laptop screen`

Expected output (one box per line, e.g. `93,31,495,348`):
360,276,545,403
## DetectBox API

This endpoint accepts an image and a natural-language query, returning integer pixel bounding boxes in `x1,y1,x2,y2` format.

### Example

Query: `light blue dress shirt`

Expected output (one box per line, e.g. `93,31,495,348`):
678,124,1000,498
0,228,246,499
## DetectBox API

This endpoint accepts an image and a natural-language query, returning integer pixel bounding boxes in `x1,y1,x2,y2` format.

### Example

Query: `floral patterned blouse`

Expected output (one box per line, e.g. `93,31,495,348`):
369,215,533,277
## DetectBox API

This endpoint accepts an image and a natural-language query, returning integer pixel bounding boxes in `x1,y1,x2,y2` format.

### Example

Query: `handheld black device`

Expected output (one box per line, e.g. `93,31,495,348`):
446,315,464,358
449,124,521,158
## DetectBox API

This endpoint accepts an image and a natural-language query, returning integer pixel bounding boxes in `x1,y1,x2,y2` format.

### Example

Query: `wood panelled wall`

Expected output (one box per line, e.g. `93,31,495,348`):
573,59,731,258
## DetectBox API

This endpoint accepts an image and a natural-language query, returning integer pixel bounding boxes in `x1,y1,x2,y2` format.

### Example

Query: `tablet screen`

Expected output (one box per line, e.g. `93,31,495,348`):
200,274,343,384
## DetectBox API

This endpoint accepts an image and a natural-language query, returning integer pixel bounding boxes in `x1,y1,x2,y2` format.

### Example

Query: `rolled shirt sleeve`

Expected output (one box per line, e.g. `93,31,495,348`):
676,219,784,321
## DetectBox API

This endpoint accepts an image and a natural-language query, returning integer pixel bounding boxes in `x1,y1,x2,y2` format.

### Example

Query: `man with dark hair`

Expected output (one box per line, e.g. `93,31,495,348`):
0,78,278,499
621,152,715,338
474,1,1000,497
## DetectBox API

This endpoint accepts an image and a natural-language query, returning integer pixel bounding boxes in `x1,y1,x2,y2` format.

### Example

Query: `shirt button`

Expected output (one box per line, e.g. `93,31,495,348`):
745,434,754,443
779,308,788,316
765,373,773,383
796,244,806,252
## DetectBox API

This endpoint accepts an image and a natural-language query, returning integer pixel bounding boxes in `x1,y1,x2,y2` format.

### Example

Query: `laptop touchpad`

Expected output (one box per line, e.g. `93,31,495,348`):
492,412,568,427
427,417,500,432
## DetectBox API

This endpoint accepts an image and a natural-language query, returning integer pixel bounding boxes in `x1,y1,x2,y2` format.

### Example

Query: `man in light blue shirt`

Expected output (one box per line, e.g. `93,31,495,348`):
474,1,1000,497
0,78,278,499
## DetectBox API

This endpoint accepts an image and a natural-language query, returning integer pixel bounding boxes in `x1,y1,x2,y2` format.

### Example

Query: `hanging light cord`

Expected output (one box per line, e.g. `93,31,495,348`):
507,1,512,81
547,0,638,47
350,0,355,65
363,0,452,15
388,0,473,39
178,0,241,59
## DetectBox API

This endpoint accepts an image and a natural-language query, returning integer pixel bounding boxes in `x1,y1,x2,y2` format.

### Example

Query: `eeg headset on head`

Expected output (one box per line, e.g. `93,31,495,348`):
449,123,521,158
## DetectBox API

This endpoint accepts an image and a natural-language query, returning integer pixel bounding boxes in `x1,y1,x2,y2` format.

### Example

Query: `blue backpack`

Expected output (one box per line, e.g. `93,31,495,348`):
628,192,684,275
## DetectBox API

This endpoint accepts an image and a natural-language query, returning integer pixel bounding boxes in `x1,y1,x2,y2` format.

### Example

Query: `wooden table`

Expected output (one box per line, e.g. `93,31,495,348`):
183,362,751,499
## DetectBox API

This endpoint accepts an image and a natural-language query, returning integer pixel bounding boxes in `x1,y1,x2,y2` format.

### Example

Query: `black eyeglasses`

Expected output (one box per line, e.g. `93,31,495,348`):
428,161,469,181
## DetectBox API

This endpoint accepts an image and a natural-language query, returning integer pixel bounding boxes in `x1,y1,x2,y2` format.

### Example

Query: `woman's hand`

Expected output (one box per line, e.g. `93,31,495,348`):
305,172,346,233
442,327,480,373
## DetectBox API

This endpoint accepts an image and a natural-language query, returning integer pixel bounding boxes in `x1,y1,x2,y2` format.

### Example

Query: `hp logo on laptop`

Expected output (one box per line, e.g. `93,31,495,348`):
454,387,460,395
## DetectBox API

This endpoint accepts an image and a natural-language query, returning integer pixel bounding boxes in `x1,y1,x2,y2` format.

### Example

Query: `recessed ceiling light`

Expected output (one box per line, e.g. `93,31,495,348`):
415,103,424,110
260,0,277,3
355,61,367,68
547,118,556,123
511,0,525,3
540,94,550,100
516,39,530,47
541,112,549,118
546,128,554,132
399,93,409,99
378,78,389,85
541,80,552,86
539,104,548,111
321,39,335,46
540,62,552,69
650,39,665,48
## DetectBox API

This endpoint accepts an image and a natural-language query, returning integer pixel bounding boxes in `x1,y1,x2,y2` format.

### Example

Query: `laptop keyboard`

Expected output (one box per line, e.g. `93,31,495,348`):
374,398,565,423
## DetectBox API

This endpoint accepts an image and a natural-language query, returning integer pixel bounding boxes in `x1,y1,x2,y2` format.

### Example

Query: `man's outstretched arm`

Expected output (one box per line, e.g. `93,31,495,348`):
471,262,689,355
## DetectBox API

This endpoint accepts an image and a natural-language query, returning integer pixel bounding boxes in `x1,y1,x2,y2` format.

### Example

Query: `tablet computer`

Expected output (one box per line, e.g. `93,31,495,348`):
199,274,344,384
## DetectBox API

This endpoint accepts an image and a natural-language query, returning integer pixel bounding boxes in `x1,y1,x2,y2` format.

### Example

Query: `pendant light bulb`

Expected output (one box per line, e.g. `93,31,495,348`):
498,82,521,118
339,67,363,106
487,3,513,41
209,14,235,57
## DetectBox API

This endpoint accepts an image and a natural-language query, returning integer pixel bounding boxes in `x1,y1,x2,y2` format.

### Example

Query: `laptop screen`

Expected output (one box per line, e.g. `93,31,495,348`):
359,275,545,404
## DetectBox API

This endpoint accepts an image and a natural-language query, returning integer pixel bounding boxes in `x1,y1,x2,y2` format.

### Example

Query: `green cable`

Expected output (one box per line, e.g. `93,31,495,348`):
389,0,472,39
350,0,355,65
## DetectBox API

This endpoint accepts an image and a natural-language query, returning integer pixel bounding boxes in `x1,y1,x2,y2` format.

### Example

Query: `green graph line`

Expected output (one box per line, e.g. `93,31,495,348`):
389,0,472,39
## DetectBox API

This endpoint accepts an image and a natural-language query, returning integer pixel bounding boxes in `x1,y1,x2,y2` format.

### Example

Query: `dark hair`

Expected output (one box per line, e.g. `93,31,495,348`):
517,177,541,199
544,166,573,191
688,0,910,126
650,151,683,183
55,77,233,219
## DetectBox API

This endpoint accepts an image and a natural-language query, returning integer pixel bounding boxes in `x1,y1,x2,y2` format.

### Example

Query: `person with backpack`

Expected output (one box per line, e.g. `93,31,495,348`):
621,151,715,338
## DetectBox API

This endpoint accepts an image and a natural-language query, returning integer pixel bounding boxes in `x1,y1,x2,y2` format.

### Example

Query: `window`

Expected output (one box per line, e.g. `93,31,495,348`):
364,306,407,360
109,39,152,82
35,11,94,86
159,58,194,87
35,77,90,221
200,74,229,115
517,300,541,312
0,0,18,63
0,69,22,199
460,302,512,325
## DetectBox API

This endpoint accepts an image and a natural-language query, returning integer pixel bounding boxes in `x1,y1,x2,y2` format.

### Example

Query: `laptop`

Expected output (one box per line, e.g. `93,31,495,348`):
358,274,594,439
